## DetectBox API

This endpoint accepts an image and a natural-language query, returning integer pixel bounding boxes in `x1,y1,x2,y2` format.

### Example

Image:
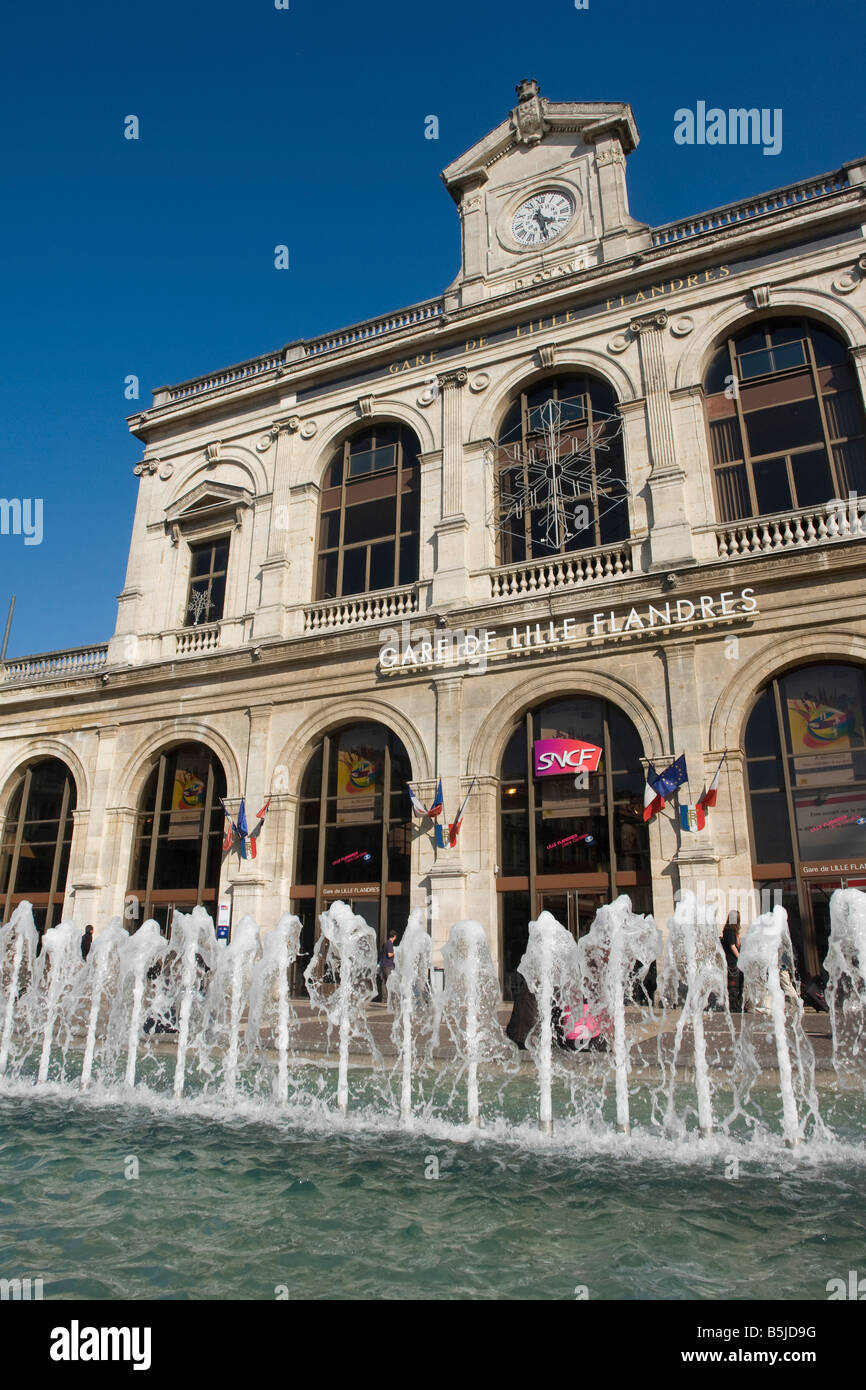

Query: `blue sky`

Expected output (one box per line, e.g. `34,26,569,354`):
1,0,863,656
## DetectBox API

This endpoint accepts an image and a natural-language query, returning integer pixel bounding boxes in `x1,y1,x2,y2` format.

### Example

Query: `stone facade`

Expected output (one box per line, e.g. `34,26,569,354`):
2,83,866,983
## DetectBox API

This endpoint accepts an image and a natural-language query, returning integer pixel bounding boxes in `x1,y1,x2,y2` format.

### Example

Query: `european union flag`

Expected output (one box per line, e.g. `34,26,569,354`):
656,755,688,797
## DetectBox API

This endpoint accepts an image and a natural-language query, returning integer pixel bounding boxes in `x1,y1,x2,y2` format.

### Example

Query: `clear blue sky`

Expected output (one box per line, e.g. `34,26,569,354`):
1,0,863,656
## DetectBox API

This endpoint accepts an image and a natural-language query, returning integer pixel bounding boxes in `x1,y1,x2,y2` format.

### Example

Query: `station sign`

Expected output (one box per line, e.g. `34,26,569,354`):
534,738,603,777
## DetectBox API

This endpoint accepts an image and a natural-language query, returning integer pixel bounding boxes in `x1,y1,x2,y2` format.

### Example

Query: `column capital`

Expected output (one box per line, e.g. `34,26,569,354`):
629,310,668,336
437,368,469,391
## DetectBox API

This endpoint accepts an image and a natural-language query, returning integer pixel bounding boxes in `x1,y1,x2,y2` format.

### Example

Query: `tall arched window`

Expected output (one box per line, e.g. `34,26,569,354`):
315,424,420,599
495,373,628,565
704,317,866,522
128,743,227,932
498,695,650,994
291,722,413,990
0,759,77,929
745,661,866,978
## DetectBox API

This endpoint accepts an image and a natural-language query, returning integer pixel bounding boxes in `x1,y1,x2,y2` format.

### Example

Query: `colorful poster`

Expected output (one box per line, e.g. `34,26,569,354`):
336,747,381,824
534,738,603,777
168,765,207,839
795,789,866,863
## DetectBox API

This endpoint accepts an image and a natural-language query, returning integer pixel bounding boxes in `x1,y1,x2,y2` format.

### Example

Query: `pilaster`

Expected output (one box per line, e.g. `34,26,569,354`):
630,312,696,570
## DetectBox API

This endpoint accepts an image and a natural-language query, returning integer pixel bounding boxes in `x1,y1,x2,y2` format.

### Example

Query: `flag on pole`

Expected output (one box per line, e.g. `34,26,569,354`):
642,756,688,822
249,796,272,850
697,754,726,814
407,784,428,818
449,777,477,848
220,799,236,853
679,803,706,833
434,822,450,849
255,796,272,821
428,778,444,818
237,798,252,859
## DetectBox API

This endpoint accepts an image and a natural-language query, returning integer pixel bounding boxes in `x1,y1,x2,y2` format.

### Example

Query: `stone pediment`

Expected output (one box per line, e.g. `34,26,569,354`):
164,480,253,544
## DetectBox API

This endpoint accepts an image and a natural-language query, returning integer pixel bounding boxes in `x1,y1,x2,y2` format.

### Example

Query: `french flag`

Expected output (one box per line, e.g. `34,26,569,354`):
407,785,428,819
643,765,666,822
697,754,726,814
428,778,444,818
449,778,477,848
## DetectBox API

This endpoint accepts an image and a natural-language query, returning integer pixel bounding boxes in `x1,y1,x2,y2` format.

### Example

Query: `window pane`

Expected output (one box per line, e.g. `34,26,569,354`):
190,544,212,578
341,548,366,596
810,328,847,367
751,791,794,862
212,540,229,572
790,448,833,508
319,510,340,549
208,575,226,622
398,535,418,585
745,398,822,456
399,489,419,531
343,496,396,545
704,344,732,395
753,457,792,515
317,552,338,600
715,463,751,521
368,539,395,591
833,440,866,496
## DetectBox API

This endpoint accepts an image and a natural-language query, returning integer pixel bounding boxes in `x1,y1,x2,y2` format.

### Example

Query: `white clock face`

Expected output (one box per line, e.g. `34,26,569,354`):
511,190,574,246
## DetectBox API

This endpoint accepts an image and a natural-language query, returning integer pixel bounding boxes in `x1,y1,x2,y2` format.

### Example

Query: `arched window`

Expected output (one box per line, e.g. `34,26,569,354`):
0,759,77,929
704,317,866,522
745,661,866,977
495,373,628,565
498,695,650,995
315,424,420,599
128,743,227,932
291,722,413,989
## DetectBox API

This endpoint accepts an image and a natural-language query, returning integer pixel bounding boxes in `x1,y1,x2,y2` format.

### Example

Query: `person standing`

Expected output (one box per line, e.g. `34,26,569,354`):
376,930,397,1003
721,911,742,1013
81,925,94,961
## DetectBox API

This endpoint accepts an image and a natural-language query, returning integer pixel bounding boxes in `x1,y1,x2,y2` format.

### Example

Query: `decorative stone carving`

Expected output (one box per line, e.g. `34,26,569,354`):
468,372,490,393
606,333,630,354
510,78,547,146
205,441,222,463
437,368,469,391
133,458,160,477
750,285,771,309
536,343,557,369
300,419,318,439
670,315,695,338
832,255,866,295
357,395,375,418
629,311,668,336
158,461,174,480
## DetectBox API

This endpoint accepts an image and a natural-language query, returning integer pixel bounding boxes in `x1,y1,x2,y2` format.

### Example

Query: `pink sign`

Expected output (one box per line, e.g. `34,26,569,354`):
533,738,603,777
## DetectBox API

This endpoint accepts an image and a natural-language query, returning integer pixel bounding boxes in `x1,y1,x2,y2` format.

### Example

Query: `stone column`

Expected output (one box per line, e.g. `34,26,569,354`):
630,313,696,570
426,675,467,963
431,370,471,610
664,640,720,905
256,420,295,638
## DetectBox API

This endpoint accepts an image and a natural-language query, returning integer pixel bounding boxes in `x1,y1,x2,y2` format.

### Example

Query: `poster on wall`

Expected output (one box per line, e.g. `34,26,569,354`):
538,702,604,818
786,668,865,787
336,747,382,824
167,765,208,840
795,788,866,863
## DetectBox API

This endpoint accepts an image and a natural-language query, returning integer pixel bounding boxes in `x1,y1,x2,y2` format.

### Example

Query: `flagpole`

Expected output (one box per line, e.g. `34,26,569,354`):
244,708,253,798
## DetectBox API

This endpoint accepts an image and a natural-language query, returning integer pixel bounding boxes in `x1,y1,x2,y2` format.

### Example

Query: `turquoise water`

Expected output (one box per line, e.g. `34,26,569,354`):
2,1074,865,1300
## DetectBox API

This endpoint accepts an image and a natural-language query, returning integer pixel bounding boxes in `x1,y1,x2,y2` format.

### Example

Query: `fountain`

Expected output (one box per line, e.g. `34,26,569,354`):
387,907,433,1128
578,895,661,1135
246,912,302,1102
658,890,729,1137
80,917,127,1091
0,901,38,1076
304,900,379,1115
36,920,85,1084
736,905,821,1147
119,919,168,1088
516,909,581,1133
170,906,217,1099
204,915,261,1098
825,887,866,1091
438,919,517,1126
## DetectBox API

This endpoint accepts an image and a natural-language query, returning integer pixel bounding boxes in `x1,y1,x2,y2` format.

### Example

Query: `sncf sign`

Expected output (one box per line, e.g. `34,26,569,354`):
533,738,603,777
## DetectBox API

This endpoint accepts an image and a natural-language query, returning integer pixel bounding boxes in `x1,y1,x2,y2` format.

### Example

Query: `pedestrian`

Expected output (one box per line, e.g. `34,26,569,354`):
81,925,94,961
376,930,397,1002
721,910,743,1013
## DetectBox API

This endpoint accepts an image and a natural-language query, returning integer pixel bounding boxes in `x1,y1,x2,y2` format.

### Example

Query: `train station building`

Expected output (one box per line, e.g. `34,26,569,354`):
3,81,866,991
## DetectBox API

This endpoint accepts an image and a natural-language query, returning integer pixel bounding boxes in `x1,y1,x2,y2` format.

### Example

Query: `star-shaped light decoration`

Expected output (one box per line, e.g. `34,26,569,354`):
491,394,630,555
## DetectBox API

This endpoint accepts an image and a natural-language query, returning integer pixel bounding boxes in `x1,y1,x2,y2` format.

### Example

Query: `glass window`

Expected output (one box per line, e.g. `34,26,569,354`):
315,426,421,599
494,374,629,562
705,318,865,523
0,759,77,928
185,537,229,627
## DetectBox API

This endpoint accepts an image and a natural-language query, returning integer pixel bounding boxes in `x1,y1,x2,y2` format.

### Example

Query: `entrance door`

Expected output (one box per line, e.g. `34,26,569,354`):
537,890,607,939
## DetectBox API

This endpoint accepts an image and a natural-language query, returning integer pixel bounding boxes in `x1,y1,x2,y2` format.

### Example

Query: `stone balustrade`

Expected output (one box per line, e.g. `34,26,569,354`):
303,585,419,632
651,169,850,247
174,624,221,655
488,543,635,600
1,645,108,684
715,502,866,558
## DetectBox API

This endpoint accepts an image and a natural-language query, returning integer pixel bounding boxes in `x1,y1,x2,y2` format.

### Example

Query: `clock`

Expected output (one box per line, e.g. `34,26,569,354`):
511,190,574,247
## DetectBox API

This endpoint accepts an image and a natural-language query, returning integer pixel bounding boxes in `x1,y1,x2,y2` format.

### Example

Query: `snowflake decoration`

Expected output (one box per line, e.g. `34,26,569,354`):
491,395,630,553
